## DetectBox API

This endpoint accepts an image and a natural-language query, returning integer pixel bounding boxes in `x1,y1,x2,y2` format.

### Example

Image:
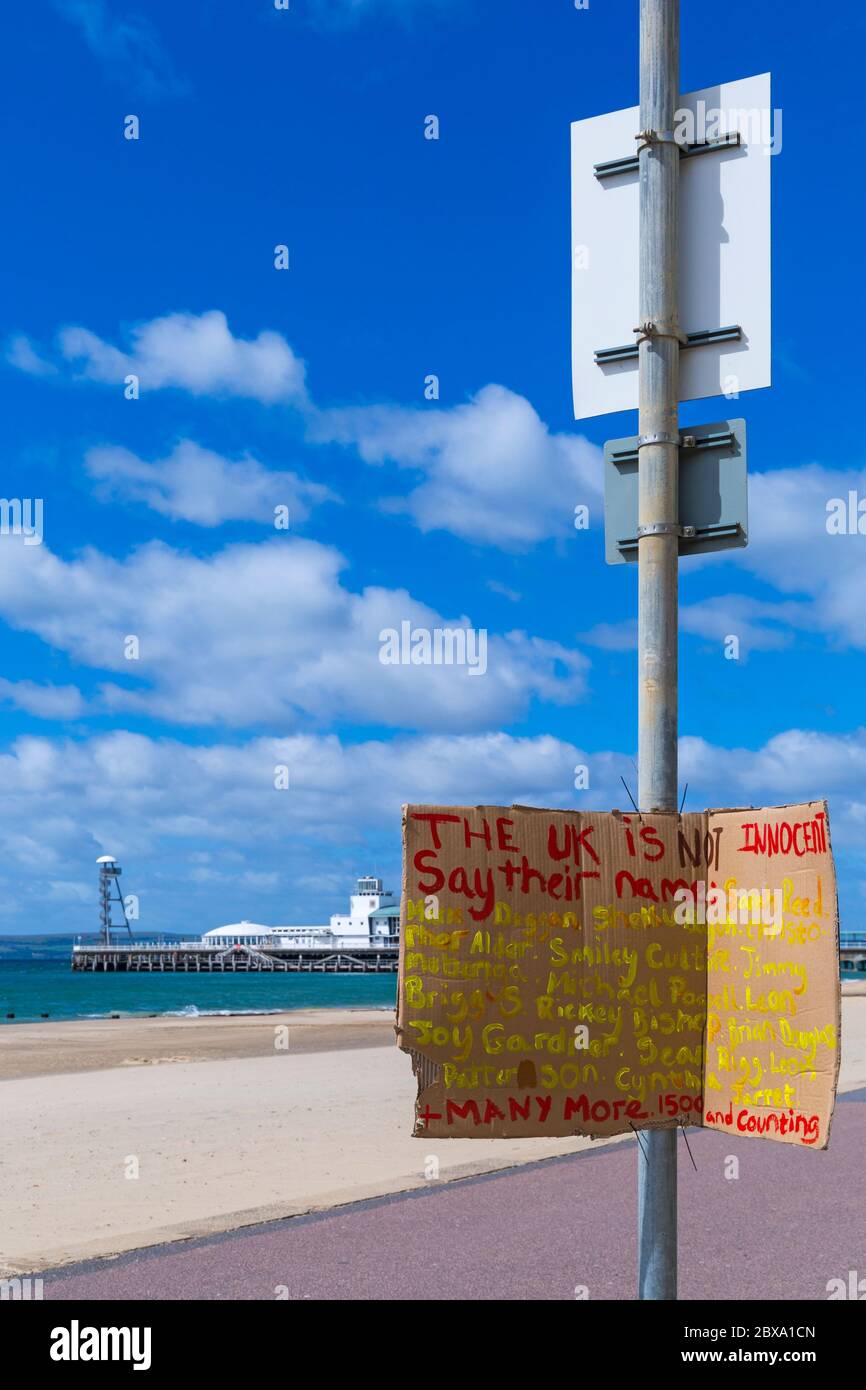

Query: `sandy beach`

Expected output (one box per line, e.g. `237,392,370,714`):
0,1007,396,1082
1,990,864,1276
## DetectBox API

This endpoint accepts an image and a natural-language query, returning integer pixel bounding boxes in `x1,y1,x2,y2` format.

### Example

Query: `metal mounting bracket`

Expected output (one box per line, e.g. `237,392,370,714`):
612,429,736,464
594,131,742,181
594,324,743,365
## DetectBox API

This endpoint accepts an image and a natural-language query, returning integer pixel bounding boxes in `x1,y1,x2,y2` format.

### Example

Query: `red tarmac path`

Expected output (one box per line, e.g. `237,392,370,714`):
40,1091,865,1302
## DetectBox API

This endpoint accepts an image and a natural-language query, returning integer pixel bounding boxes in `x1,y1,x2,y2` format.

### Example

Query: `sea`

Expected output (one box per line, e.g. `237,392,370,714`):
1,958,861,1026
0,959,397,1024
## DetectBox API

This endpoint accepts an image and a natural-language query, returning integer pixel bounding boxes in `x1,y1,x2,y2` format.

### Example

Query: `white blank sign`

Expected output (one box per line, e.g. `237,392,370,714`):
571,73,772,421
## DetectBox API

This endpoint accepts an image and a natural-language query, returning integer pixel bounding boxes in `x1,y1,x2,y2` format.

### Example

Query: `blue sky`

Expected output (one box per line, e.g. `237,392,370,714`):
1,0,864,936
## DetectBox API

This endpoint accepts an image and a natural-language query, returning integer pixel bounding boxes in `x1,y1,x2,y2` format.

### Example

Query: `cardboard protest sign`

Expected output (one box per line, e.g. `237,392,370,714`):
397,802,839,1149
703,804,839,1148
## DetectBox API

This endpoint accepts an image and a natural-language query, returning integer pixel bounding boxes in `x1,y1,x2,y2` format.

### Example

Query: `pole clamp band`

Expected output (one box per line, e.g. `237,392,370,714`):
637,523,696,540
633,319,689,347
637,432,680,449
635,129,680,154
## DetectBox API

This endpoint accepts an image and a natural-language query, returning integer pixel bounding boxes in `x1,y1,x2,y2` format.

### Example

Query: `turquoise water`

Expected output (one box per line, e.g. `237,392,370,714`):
0,959,397,1024
1,958,860,1025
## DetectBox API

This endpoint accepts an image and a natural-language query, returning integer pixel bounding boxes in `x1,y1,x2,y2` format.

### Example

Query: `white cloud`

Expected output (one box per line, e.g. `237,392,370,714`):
0,535,589,731
588,461,866,656
1,722,865,935
580,620,637,652
487,580,521,603
675,727,866,914
9,310,601,552
55,310,308,405
691,463,866,652
582,597,813,656
85,439,334,527
0,678,85,720
53,0,187,98
5,336,57,377
679,727,866,826
45,878,92,904
310,384,603,548
678,595,811,654
0,728,614,931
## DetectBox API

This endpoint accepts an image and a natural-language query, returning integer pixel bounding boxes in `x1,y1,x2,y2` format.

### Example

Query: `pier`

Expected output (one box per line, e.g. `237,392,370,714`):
71,940,399,974
841,935,866,972
73,935,866,974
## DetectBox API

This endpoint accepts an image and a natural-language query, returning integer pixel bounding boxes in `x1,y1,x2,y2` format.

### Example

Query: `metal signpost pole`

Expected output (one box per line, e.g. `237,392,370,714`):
636,0,680,1300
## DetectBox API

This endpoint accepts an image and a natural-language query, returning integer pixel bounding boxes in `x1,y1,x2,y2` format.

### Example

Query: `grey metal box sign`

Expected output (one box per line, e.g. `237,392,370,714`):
603,418,748,564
